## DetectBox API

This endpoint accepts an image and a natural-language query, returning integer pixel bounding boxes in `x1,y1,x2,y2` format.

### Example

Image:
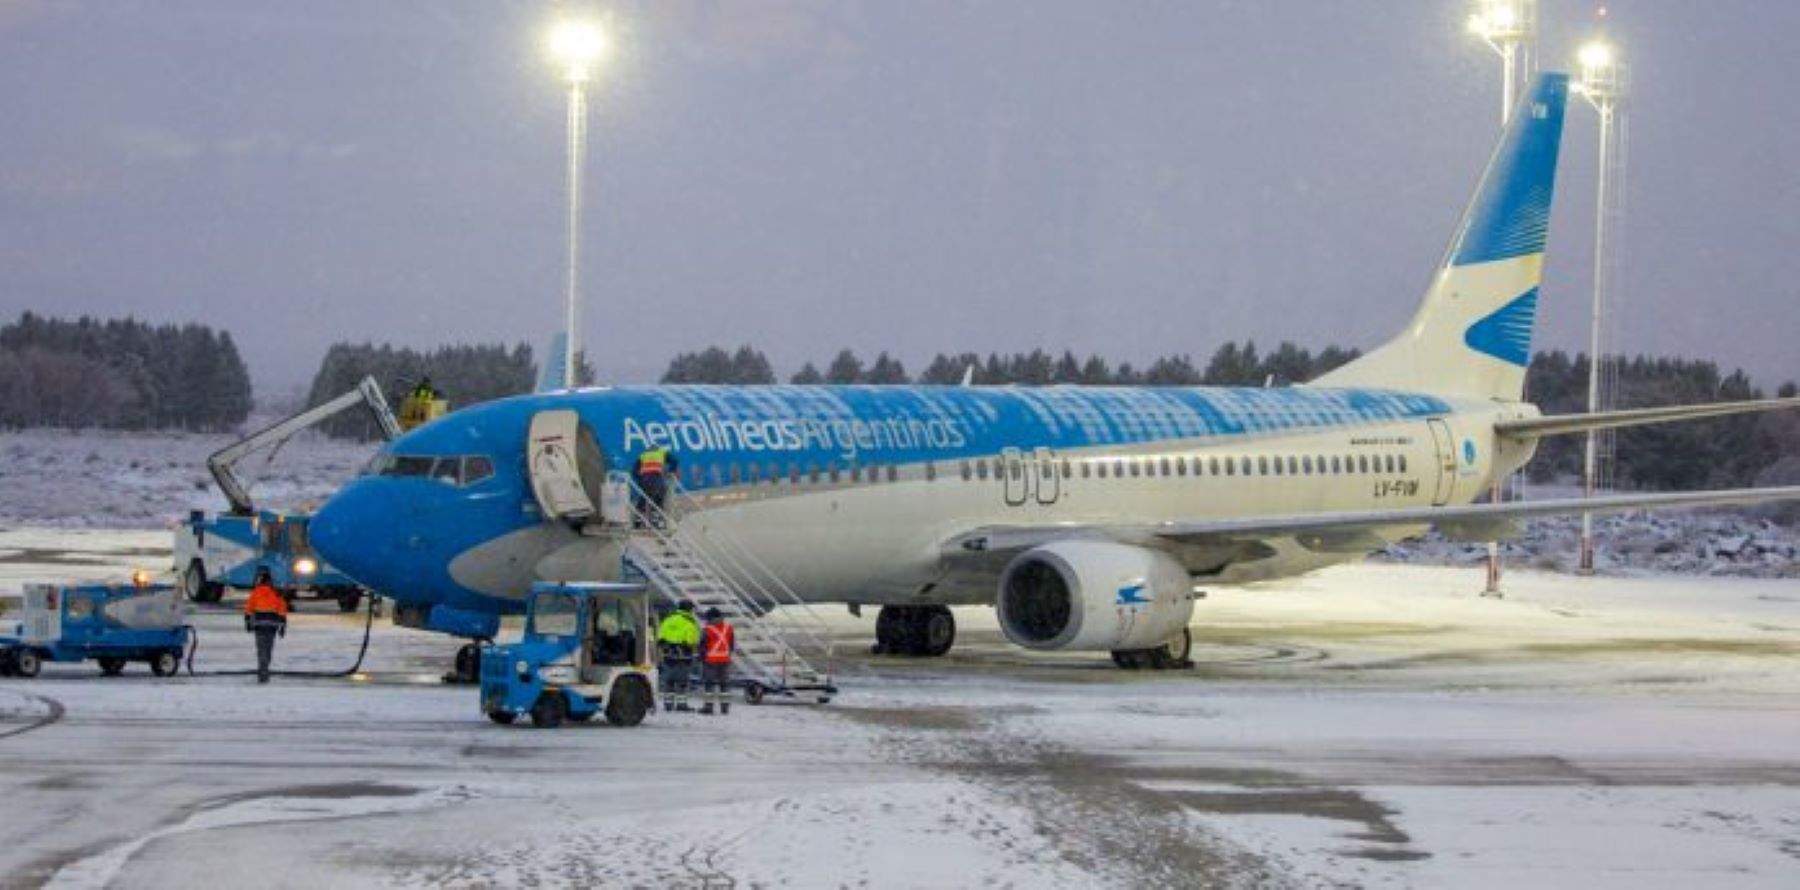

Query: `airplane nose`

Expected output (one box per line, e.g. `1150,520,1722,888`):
311,481,398,592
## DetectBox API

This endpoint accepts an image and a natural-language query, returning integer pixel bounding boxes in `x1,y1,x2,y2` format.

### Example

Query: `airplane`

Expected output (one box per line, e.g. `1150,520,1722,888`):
310,73,1800,672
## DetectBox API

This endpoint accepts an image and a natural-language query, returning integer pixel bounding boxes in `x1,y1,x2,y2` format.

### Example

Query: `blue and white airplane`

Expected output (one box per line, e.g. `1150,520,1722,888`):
312,74,1798,669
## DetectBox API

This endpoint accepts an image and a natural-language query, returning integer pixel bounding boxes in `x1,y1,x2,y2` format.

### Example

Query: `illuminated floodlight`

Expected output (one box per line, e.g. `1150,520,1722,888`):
548,19,607,82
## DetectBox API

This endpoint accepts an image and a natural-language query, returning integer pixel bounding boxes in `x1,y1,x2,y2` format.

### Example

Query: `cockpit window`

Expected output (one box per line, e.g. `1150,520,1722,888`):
371,453,497,487
462,456,495,485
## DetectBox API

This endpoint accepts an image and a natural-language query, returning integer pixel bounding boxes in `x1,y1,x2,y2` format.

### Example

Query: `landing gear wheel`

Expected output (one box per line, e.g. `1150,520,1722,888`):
150,650,181,677
529,691,567,728
919,606,956,657
1110,649,1146,670
605,676,651,727
14,649,42,678
1144,628,1193,670
487,710,517,725
744,682,766,705
98,657,127,676
451,644,482,683
336,590,363,613
873,606,900,654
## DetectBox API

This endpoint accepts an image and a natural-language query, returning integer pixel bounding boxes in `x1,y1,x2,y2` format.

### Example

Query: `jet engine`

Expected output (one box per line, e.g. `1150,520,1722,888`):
995,540,1195,652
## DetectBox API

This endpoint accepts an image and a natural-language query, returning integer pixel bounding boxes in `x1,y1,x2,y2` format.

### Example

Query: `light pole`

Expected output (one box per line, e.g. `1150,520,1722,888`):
1466,0,1535,597
547,19,608,390
1573,38,1628,573
1466,0,1537,125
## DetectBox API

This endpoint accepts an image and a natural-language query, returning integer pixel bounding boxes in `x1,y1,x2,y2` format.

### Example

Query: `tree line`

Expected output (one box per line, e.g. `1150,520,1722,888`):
303,341,592,440
0,312,251,431
663,341,1362,387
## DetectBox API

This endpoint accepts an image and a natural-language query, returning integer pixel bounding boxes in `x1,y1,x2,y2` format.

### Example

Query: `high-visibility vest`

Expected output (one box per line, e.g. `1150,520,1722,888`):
637,448,669,476
702,623,734,664
657,611,699,648
244,583,289,617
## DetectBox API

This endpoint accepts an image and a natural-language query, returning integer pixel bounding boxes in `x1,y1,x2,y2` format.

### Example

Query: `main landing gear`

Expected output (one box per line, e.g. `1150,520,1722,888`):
872,605,956,657
1110,628,1193,671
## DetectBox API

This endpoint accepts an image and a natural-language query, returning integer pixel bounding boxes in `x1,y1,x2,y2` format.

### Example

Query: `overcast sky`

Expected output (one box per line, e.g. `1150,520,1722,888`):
2,0,1796,395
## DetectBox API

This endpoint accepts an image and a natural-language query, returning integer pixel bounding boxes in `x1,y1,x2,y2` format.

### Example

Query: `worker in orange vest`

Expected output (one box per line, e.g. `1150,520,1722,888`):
243,568,290,684
699,607,735,715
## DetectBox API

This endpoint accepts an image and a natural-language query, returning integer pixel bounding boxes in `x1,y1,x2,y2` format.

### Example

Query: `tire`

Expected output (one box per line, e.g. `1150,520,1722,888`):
1144,628,1193,670
1111,650,1145,670
182,562,222,604
919,606,956,657
487,710,517,725
15,649,42,678
744,683,766,705
98,657,127,676
150,650,181,677
529,691,567,729
873,606,901,653
336,590,362,614
605,675,651,727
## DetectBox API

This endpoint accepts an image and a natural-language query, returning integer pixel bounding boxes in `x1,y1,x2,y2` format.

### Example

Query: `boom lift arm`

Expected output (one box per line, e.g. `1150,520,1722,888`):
208,376,402,515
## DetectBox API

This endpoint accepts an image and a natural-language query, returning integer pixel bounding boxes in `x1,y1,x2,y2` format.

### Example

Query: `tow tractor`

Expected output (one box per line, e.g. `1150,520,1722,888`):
480,582,658,728
0,580,189,678
175,375,401,610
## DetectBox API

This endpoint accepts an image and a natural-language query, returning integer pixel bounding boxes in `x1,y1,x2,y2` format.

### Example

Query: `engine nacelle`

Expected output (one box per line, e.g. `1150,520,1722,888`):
996,541,1195,652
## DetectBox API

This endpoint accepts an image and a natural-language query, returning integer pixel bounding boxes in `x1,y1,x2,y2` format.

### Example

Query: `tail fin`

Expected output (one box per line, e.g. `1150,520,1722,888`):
538,331,570,393
1313,72,1569,401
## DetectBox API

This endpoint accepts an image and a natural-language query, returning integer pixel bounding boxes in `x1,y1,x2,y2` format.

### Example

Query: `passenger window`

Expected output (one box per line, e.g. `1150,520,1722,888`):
769,464,780,485
1240,456,1252,476
1210,457,1221,476
1008,461,1021,481
1287,456,1299,475
730,463,742,484
1384,455,1396,473
710,464,723,487
1176,457,1187,477
1330,456,1341,475
887,465,898,483
925,462,936,482
830,462,841,483
1192,456,1204,476
1399,455,1408,473
1080,462,1091,479
462,456,495,485
959,460,971,481
748,463,762,483
789,463,801,484
1130,460,1142,478
1357,456,1369,474
1258,456,1269,475
1097,462,1108,479
976,460,989,481
808,462,820,483
1113,459,1125,478
1302,456,1313,475
1061,458,1072,479
1160,457,1172,476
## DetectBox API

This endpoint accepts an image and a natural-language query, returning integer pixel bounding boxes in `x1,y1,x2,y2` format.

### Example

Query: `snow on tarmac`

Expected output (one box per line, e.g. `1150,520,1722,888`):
1,528,1798,888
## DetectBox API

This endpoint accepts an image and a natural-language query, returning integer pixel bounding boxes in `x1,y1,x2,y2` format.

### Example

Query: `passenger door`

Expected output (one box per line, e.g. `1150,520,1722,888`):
1032,447,1060,505
1426,418,1457,507
528,410,604,521
1000,447,1029,507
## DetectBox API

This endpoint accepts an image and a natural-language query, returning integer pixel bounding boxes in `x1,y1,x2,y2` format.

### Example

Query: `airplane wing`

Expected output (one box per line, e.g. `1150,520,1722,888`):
942,486,1800,566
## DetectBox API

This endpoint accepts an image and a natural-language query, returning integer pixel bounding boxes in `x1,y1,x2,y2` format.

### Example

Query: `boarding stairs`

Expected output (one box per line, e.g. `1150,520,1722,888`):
621,485,836,702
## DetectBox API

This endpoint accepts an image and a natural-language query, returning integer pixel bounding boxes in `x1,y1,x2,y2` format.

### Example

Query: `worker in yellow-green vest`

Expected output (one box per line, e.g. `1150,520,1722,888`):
632,446,678,527
656,599,700,712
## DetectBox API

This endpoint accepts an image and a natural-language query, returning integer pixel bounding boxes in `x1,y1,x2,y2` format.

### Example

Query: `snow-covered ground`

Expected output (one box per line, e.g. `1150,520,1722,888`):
2,529,1798,888
0,427,373,529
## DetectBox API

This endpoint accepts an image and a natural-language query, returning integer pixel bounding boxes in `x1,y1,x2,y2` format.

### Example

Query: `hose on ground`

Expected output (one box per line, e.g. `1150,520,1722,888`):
184,592,379,678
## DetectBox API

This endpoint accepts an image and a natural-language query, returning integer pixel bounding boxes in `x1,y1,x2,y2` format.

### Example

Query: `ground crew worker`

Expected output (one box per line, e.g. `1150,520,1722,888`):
411,376,438,402
631,446,678,526
243,568,289,684
656,599,700,711
700,607,735,716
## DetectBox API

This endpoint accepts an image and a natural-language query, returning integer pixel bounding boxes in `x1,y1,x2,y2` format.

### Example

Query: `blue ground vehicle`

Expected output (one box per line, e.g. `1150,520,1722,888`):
174,375,400,612
174,510,366,611
480,582,657,728
0,582,190,678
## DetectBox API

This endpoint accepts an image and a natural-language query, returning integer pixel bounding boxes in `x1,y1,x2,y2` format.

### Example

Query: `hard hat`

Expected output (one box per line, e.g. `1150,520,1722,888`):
704,607,722,621
677,599,695,612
